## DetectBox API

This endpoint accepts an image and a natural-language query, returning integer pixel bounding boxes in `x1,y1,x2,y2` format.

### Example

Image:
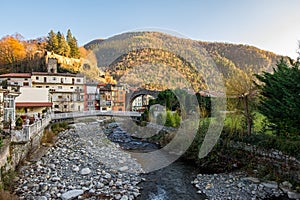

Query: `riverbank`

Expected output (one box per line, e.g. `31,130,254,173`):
14,121,143,200
12,120,300,199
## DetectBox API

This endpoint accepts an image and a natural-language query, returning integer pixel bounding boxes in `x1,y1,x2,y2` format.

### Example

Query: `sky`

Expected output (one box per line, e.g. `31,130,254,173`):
1,0,300,59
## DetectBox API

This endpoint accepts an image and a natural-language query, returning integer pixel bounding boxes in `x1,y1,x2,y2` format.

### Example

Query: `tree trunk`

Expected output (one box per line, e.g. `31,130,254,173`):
243,95,252,135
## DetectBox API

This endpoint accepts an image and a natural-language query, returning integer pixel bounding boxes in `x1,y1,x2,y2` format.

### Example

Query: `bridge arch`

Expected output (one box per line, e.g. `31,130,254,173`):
126,88,159,111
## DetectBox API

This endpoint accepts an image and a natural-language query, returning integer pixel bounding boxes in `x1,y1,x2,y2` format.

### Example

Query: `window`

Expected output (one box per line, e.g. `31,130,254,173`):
53,77,56,81
76,78,81,83
54,105,59,108
23,82,29,86
24,78,28,81
46,86,49,88
58,86,62,89
70,87,73,89
64,105,67,108
36,77,39,80
44,77,47,82
58,95,63,99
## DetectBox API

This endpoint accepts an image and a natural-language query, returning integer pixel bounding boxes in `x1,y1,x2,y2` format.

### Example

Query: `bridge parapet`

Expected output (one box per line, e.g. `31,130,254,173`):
51,110,141,120
11,114,51,143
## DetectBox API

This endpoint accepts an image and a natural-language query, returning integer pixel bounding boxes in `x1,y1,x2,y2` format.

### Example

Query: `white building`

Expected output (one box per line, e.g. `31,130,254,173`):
0,88,20,128
0,73,32,87
15,87,52,115
85,81,98,111
31,72,85,112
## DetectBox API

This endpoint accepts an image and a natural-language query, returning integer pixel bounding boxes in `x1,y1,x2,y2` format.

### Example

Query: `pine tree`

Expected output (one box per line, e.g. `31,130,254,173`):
56,31,70,57
67,29,80,58
46,30,58,52
255,59,300,136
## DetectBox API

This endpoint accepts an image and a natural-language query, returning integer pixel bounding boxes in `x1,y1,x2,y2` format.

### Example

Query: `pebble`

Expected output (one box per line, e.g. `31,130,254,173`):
80,168,91,175
14,122,143,199
61,189,84,200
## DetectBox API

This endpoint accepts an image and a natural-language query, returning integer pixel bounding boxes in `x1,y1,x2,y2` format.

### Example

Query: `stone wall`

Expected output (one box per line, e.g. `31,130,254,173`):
0,127,45,187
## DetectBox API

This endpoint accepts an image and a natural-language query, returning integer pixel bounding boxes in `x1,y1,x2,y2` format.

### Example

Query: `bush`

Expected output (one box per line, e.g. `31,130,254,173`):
15,117,23,129
0,190,18,200
2,170,17,191
41,129,56,144
235,133,300,160
51,122,69,133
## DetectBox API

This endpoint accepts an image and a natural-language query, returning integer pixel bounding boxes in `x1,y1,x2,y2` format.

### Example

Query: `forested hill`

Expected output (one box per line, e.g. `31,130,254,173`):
199,41,282,76
85,31,284,74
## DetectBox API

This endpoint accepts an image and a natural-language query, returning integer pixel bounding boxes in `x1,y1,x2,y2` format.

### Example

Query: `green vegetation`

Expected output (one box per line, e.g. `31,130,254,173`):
1,170,17,191
46,29,80,58
156,111,181,128
255,59,300,136
41,122,69,144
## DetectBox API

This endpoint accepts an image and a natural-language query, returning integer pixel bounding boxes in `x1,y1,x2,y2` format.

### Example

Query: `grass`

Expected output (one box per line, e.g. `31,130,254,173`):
224,111,274,135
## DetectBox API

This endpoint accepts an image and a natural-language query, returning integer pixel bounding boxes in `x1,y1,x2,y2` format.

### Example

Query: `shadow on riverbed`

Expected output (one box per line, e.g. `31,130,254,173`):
103,123,207,200
137,159,207,200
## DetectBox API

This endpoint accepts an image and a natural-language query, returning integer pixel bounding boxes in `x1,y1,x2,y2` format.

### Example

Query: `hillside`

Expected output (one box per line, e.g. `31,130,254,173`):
84,32,285,91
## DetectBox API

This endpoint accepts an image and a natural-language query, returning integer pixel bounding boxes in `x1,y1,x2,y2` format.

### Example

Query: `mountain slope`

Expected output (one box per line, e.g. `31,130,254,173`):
84,32,286,91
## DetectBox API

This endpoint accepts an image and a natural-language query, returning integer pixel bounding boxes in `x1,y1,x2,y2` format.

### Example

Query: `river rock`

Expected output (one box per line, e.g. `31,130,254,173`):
242,177,260,184
37,196,47,200
61,189,84,200
261,181,278,189
288,191,300,199
119,166,129,172
80,168,91,175
72,166,80,172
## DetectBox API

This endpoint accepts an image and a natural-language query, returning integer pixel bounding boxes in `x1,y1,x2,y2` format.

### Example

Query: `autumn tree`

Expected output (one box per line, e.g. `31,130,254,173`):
0,35,26,65
226,68,256,135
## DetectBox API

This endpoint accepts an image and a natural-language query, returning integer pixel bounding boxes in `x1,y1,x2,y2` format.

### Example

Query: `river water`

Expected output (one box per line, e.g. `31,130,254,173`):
104,123,207,200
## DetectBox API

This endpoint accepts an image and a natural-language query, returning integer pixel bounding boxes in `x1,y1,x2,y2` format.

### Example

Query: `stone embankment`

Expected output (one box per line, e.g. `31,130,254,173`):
14,121,143,200
192,172,300,199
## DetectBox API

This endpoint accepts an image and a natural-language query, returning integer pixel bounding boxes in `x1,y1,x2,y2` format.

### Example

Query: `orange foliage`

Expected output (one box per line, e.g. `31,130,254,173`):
78,46,90,58
0,35,26,64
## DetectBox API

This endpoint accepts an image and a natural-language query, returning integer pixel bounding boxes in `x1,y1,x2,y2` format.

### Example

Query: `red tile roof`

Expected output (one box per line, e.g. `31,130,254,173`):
16,102,52,107
0,73,31,78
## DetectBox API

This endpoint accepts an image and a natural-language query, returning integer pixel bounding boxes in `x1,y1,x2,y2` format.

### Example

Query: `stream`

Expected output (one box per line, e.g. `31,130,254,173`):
104,122,207,200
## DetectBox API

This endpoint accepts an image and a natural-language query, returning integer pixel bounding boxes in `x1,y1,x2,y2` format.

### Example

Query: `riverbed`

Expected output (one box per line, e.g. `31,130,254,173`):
13,120,297,199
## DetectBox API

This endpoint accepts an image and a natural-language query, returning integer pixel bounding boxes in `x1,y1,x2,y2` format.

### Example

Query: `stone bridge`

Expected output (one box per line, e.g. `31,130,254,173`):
51,110,141,121
125,89,159,110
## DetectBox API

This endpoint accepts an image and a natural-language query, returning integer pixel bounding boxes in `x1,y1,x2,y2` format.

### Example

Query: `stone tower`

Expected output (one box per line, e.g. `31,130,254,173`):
47,58,57,73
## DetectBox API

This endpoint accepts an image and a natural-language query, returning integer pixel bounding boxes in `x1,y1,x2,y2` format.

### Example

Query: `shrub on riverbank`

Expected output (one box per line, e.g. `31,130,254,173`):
0,190,18,200
41,122,69,144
